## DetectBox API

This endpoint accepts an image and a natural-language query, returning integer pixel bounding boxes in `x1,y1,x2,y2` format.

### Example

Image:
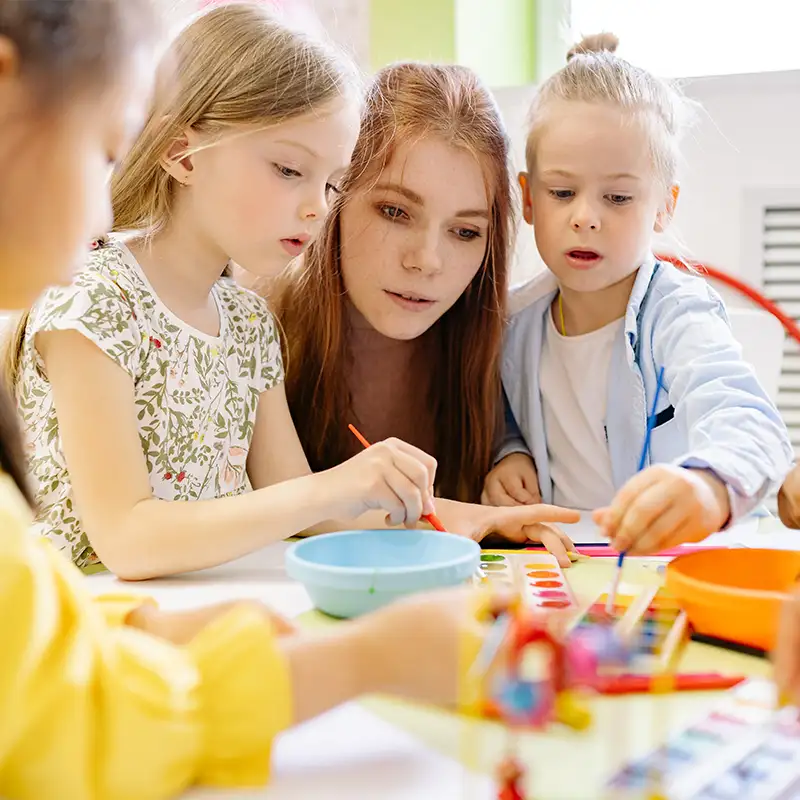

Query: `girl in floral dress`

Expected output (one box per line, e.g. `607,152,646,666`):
9,4,435,577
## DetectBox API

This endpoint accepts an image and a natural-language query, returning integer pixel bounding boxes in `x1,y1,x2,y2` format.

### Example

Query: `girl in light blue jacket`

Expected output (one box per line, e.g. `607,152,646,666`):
484,33,793,555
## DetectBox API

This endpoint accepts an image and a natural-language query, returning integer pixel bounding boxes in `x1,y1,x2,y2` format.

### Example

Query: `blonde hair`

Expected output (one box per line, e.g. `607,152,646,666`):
112,2,359,235
6,2,359,393
525,32,690,188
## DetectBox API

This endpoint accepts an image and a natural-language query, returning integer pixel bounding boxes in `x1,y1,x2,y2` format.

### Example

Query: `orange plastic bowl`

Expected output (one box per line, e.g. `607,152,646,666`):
665,549,800,652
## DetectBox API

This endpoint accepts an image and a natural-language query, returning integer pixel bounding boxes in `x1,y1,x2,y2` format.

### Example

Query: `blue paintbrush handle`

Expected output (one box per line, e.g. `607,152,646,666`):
620,366,667,572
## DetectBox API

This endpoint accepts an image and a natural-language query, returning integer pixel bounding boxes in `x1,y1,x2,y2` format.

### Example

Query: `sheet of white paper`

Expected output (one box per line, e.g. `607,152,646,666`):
727,524,800,551
559,512,786,550
558,512,610,544
694,515,762,548
185,703,493,799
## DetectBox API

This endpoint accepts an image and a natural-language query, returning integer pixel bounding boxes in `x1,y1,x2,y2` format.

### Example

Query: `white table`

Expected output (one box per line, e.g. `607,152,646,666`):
87,543,494,799
88,542,313,616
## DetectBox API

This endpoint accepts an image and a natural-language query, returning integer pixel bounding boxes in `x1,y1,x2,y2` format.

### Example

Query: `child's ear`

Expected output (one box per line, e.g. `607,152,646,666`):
160,129,197,186
518,172,533,225
654,183,680,233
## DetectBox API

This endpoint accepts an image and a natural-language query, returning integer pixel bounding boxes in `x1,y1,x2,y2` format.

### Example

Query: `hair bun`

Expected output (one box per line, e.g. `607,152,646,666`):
566,32,619,61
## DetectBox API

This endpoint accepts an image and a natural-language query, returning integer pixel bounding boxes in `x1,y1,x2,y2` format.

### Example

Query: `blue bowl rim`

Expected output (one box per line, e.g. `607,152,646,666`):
285,529,480,577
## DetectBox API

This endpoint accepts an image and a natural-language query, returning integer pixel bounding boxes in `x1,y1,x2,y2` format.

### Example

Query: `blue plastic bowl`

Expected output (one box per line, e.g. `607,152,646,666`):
285,529,481,618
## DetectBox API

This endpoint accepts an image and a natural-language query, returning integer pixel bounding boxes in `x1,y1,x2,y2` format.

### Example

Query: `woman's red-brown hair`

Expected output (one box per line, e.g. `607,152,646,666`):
276,62,514,502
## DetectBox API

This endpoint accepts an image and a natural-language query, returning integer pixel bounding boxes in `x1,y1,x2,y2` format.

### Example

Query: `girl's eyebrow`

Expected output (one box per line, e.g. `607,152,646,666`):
274,139,319,159
605,172,641,182
456,208,490,219
540,168,641,182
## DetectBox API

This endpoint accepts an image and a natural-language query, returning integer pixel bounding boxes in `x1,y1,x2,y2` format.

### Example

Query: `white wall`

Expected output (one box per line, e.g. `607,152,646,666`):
493,69,800,294
160,0,370,66
491,85,547,284
676,70,800,285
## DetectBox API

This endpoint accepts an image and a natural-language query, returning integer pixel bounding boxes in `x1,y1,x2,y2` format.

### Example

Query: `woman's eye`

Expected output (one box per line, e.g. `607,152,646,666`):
379,204,407,220
454,228,480,241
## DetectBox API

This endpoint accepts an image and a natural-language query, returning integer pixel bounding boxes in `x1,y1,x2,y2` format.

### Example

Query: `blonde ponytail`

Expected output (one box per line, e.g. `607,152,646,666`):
526,32,692,189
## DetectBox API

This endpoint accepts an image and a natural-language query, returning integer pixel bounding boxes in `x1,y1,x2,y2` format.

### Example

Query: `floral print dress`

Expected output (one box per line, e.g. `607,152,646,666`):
17,239,283,571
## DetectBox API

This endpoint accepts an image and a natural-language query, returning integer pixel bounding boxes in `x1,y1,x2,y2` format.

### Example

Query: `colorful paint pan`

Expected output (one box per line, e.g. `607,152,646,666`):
477,551,576,610
538,590,568,599
481,551,577,609
574,584,689,674
539,599,571,608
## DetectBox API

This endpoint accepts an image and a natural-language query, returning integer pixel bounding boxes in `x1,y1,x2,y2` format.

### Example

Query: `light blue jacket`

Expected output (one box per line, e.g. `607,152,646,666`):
499,259,794,519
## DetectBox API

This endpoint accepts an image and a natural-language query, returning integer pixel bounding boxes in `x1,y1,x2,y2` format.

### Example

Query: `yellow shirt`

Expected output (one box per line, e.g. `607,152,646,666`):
0,474,292,799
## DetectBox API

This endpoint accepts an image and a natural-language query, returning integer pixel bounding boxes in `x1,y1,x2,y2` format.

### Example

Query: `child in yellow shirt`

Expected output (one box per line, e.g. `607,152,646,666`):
0,3,503,798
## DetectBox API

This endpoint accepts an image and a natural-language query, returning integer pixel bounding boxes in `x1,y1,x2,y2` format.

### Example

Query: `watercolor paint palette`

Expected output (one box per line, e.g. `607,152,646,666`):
606,679,800,799
477,551,576,610
571,584,689,674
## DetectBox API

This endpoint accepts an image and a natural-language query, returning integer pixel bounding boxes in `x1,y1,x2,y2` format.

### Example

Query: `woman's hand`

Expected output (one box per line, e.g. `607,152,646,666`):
775,590,800,707
440,500,580,567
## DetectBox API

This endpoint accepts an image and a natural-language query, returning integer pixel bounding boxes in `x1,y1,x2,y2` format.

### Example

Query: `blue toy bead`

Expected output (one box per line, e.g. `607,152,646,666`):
497,680,539,714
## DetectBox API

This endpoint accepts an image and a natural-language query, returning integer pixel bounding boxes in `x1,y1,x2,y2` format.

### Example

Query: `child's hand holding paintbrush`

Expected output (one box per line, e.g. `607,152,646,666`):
594,367,729,612
323,428,439,527
348,425,445,530
594,466,730,556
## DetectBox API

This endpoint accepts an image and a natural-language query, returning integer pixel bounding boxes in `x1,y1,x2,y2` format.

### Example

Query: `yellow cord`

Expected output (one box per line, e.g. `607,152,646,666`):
558,292,566,336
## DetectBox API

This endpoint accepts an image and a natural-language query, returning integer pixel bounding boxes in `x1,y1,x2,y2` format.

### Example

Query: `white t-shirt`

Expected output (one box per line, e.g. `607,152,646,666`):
539,306,624,510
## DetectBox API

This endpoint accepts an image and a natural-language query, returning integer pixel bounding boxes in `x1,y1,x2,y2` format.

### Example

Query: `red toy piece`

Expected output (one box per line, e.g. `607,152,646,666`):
481,609,631,798
507,615,567,691
496,755,527,800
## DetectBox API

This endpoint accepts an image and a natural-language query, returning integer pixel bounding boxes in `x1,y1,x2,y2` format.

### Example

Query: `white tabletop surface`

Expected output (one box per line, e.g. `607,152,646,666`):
86,542,494,799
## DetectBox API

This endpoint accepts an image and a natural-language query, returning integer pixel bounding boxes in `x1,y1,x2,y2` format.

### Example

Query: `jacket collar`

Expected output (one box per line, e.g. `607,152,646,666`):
623,253,659,347
508,253,660,350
